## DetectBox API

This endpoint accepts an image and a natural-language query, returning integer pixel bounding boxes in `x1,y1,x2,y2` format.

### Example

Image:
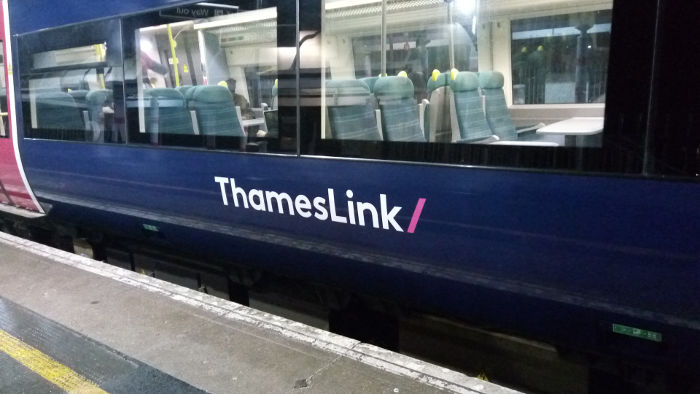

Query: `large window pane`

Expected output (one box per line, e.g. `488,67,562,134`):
125,2,291,153
319,0,613,151
18,20,124,143
511,10,611,104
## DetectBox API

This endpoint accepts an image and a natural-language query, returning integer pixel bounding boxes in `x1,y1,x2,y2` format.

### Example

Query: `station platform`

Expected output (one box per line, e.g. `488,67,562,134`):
0,231,518,394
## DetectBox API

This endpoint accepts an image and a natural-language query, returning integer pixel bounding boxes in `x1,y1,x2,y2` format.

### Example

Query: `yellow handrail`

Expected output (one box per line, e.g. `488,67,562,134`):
167,24,180,87
94,44,106,89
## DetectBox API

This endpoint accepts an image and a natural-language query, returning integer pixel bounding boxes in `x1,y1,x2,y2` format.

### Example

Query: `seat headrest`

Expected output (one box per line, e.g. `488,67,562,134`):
176,85,195,99
37,91,75,101
478,71,505,89
359,77,378,92
427,72,449,92
86,89,112,106
449,71,479,92
373,76,414,100
326,79,371,96
190,85,233,104
144,88,186,100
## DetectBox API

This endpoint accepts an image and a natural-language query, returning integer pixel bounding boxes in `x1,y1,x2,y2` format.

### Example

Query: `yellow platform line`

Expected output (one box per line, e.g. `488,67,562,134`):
0,328,108,393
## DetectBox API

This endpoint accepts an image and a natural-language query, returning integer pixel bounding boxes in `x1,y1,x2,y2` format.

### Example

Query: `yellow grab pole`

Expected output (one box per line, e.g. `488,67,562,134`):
167,24,180,87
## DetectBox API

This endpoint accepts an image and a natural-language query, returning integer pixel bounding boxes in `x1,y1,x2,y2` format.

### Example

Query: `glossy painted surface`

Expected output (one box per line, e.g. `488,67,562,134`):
0,1,39,211
21,140,700,364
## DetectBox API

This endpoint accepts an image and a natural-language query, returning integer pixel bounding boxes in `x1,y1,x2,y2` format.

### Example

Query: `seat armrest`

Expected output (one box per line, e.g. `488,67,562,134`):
491,140,558,146
516,122,546,136
375,109,384,140
458,135,500,144
418,99,429,135
189,110,200,135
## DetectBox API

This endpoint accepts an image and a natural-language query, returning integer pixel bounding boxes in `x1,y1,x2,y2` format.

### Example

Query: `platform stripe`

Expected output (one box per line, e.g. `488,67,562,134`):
0,329,107,394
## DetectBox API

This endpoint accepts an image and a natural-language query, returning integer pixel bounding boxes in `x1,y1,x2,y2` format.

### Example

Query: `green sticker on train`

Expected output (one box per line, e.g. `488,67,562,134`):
612,324,662,342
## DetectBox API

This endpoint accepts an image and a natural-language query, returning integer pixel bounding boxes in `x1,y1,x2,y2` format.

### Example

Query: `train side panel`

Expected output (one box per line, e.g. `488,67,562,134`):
20,139,700,368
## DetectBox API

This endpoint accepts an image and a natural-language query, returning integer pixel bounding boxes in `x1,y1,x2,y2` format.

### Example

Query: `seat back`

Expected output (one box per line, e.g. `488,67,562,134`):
326,79,380,141
360,77,378,93
449,71,493,142
143,88,195,135
373,76,426,142
176,85,196,105
426,71,451,142
86,89,113,142
189,85,244,137
68,89,89,109
35,91,84,130
479,71,518,140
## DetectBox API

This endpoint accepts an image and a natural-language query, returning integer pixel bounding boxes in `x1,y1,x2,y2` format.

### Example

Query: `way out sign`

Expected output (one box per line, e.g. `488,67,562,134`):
159,5,237,19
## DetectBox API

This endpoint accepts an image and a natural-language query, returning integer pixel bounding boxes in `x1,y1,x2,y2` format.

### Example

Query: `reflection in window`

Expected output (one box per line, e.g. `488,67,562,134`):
321,0,612,148
511,10,611,104
131,5,281,152
22,41,120,142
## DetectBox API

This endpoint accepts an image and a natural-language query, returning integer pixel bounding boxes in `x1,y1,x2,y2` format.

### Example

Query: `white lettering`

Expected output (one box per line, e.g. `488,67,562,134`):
266,191,294,215
214,178,417,234
214,176,229,206
229,178,249,208
357,202,379,228
380,194,403,232
328,189,347,224
295,195,312,218
346,190,356,225
249,189,266,211
313,197,328,220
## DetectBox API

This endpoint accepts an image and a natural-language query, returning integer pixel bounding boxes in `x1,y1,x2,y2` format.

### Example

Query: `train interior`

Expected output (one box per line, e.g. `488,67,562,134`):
18,0,612,149
321,0,611,147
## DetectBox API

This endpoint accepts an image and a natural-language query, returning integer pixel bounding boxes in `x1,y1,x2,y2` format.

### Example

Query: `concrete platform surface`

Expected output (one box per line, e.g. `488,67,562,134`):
0,231,519,394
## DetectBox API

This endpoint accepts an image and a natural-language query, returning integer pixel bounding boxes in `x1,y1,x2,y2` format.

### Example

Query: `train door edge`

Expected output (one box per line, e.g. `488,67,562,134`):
0,0,44,216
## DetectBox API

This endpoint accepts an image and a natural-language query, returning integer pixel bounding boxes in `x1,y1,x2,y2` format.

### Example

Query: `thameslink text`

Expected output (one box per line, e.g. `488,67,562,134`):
214,177,426,233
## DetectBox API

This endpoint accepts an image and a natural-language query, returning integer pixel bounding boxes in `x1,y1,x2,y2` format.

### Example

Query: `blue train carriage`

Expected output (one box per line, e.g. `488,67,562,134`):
7,0,700,388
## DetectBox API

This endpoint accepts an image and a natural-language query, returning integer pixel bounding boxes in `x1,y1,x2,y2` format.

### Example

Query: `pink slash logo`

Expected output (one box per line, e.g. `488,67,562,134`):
407,198,427,234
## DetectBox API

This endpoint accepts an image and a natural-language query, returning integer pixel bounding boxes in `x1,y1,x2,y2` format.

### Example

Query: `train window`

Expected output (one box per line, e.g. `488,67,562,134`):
511,10,611,105
0,40,7,138
123,1,295,153
17,19,125,143
303,0,644,173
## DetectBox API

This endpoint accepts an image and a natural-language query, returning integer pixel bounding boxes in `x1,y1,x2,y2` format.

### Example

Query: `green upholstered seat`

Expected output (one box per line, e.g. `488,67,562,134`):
449,72,494,143
425,71,451,142
35,91,84,131
175,85,196,104
360,77,379,93
479,71,519,140
427,72,449,94
143,88,195,135
189,85,244,137
373,76,426,142
326,79,380,141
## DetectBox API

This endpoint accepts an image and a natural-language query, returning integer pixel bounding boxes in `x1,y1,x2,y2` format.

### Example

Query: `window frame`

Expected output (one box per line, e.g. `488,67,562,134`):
300,0,658,175
119,0,298,154
16,18,125,143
